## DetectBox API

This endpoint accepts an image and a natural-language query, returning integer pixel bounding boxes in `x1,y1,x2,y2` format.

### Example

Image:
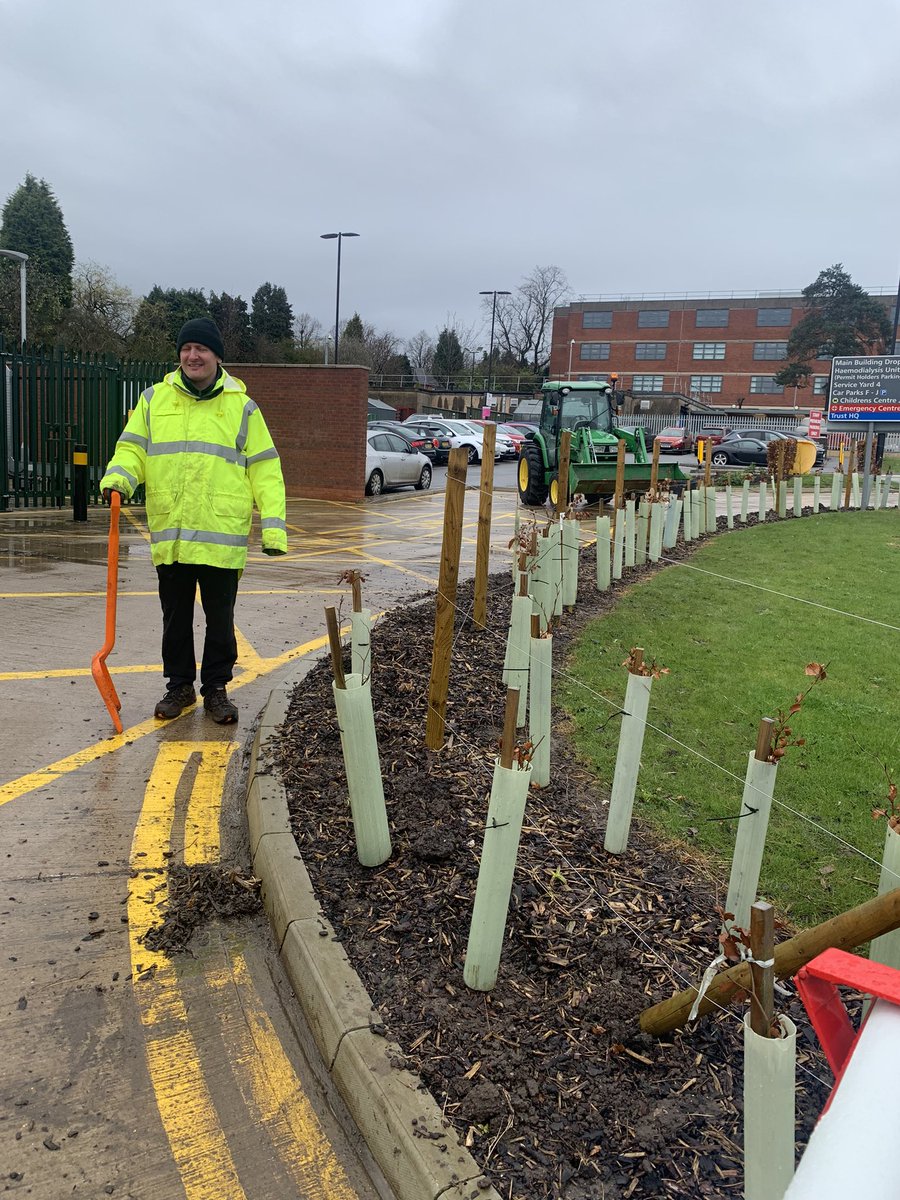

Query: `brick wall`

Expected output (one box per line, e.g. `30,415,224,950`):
231,364,368,500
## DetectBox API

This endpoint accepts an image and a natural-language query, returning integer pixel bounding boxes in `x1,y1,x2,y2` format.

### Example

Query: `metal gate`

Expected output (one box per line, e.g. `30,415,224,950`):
0,336,167,510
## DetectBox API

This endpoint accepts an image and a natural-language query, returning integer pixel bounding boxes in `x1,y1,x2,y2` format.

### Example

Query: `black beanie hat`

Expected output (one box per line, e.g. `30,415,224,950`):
176,317,225,360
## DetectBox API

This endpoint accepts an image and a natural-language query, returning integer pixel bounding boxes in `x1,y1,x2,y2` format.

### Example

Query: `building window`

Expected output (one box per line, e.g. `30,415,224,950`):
635,342,666,360
750,376,784,394
632,374,665,392
580,342,610,360
693,342,725,360
582,310,613,328
637,310,670,328
695,308,729,327
753,341,789,360
690,375,723,393
757,307,792,326
813,376,828,395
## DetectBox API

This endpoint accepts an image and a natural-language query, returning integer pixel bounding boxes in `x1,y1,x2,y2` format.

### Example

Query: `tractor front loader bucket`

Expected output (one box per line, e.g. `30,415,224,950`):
91,491,123,733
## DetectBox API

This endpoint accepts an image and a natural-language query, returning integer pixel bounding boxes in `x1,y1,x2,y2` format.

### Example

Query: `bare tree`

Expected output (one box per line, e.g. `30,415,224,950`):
489,265,572,373
59,261,137,354
405,329,435,371
293,311,323,348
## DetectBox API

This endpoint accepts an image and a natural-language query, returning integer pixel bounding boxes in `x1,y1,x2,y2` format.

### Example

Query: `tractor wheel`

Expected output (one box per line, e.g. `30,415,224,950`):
518,441,549,506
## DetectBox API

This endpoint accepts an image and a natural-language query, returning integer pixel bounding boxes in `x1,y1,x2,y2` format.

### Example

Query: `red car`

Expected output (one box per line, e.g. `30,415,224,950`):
653,426,690,453
470,420,526,457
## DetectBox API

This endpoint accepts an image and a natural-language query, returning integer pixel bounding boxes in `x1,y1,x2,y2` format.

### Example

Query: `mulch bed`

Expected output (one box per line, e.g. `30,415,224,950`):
276,514,833,1200
144,864,262,953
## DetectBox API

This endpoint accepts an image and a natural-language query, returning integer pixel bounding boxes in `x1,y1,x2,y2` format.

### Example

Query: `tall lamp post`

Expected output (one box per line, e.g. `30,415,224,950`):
567,338,575,378
469,346,483,392
320,232,359,364
479,289,510,394
0,248,28,346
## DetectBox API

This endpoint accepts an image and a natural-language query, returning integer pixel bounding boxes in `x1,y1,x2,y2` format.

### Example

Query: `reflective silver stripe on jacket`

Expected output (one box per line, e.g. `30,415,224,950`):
261,517,287,531
235,400,259,454
150,528,249,547
146,440,247,467
141,386,155,403
120,432,148,450
106,465,139,488
246,447,279,466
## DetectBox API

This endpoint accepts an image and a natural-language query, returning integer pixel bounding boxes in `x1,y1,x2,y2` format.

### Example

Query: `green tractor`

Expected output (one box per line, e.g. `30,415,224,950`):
517,380,689,507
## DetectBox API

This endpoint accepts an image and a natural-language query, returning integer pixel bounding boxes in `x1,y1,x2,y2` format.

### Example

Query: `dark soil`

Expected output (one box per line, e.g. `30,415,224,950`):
276,515,832,1200
144,864,262,952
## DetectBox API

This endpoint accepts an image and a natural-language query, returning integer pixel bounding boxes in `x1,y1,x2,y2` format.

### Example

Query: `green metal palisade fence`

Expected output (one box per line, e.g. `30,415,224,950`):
0,335,168,510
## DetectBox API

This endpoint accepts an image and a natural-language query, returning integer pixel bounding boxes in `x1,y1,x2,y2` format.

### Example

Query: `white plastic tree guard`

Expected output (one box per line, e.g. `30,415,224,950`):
759,479,767,521
463,758,533,992
561,515,579,607
725,482,734,529
624,499,636,568
604,665,653,855
869,823,900,971
741,479,750,523
550,521,563,617
793,476,802,516
528,632,552,788
595,514,611,590
503,592,532,729
635,500,649,566
332,675,391,867
812,475,821,513
830,473,842,510
725,747,778,931
744,1013,797,1200
705,485,716,532
648,501,664,562
531,530,552,631
682,491,693,543
612,511,625,579
663,497,681,549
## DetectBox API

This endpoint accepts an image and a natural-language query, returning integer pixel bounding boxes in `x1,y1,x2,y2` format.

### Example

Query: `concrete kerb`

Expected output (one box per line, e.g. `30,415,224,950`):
246,686,501,1200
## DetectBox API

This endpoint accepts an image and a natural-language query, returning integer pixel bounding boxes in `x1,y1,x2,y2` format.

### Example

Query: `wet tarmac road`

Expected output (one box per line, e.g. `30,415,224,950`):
0,472,524,1200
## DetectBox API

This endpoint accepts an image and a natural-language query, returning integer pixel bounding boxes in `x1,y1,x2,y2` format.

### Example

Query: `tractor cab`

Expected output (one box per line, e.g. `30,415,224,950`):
539,381,619,472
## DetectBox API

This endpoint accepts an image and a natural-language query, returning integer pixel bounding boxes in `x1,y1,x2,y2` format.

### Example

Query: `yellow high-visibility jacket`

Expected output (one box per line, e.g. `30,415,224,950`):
99,369,287,569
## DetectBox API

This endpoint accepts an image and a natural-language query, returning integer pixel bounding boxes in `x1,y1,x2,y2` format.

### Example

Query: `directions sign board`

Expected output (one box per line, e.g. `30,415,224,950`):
827,355,900,424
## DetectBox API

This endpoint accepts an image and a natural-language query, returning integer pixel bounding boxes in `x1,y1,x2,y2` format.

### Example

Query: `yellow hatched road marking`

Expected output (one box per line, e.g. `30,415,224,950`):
183,741,237,865
129,742,246,1198
0,632,330,808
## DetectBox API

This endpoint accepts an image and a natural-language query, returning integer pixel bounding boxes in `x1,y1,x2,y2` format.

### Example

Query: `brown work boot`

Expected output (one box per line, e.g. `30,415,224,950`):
154,684,196,719
203,687,238,724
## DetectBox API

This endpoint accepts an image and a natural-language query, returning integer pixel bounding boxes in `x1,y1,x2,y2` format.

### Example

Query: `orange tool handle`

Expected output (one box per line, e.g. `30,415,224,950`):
91,492,123,733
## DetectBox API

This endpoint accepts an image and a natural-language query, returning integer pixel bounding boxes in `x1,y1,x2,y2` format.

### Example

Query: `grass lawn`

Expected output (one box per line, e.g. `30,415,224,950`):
561,510,900,927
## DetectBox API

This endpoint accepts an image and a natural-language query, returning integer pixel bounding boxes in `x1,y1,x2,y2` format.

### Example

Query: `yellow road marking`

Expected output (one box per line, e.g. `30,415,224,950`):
183,742,238,864
206,958,358,1199
347,546,438,587
0,632,330,808
129,743,245,1198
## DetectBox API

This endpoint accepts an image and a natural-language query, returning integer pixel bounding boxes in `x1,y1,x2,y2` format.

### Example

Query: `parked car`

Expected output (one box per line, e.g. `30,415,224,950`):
709,436,824,469
403,416,501,463
469,420,525,458
368,421,437,462
504,420,538,437
692,426,731,453
653,426,690,453
721,427,788,445
387,419,454,463
365,430,433,495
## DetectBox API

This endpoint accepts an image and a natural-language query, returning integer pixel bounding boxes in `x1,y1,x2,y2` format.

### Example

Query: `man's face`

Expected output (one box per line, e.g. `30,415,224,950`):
179,342,219,389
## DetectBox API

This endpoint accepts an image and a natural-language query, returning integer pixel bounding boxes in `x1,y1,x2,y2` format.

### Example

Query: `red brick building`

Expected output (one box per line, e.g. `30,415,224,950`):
550,292,897,411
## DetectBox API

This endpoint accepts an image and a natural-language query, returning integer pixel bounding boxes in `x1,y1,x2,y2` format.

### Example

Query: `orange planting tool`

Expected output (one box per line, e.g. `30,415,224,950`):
91,491,123,733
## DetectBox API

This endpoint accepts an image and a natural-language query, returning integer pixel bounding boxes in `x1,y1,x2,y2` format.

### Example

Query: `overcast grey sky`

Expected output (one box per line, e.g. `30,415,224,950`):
4,0,899,346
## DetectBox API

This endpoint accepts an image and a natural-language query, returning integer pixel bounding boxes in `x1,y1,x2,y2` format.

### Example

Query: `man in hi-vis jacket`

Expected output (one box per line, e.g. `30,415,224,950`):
100,317,287,724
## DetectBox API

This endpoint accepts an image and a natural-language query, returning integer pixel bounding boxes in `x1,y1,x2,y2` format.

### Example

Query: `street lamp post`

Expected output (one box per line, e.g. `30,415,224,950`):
479,289,510,395
320,232,359,364
0,249,28,346
567,338,575,379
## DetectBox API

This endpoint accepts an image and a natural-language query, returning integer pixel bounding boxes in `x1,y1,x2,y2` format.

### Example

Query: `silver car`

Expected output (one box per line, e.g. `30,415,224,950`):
366,430,433,496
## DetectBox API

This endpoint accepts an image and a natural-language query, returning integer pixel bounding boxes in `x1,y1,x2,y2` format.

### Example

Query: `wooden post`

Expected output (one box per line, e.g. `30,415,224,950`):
704,452,711,488
500,686,519,769
640,885,900,1035
755,716,775,762
613,438,626,523
351,572,363,612
650,438,660,494
325,606,346,689
473,423,496,630
844,444,855,509
749,901,776,1037
425,447,468,750
557,429,571,512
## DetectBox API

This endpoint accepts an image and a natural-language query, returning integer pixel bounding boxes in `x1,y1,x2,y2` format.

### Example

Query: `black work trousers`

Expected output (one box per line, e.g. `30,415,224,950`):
156,563,240,695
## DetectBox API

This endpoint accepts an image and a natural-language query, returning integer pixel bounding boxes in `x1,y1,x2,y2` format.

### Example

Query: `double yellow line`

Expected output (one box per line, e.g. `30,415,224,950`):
129,742,357,1199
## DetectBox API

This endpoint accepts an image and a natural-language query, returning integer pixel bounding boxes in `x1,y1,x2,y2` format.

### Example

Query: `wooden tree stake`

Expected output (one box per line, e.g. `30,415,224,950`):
325,606,346,690
473,422,496,630
650,438,660,494
500,687,519,769
749,901,775,1037
754,716,775,762
557,429,571,512
426,447,468,749
351,572,363,612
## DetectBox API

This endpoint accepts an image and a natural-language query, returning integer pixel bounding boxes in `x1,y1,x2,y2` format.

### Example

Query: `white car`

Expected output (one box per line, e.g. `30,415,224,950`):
366,430,432,496
404,417,502,464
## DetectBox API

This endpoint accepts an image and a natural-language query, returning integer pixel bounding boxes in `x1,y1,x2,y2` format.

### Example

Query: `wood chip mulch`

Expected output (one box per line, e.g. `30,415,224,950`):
143,864,262,953
275,517,833,1200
